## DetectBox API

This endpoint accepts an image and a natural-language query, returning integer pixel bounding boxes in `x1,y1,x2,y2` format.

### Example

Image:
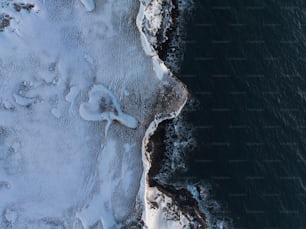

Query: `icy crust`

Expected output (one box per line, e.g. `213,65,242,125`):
143,186,191,228
140,0,174,47
137,0,171,81
0,0,188,228
80,84,138,136
80,0,95,12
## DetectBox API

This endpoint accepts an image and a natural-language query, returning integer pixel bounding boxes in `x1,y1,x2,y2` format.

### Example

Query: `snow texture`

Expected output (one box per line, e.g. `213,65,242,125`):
79,0,95,12
79,84,138,136
0,0,188,228
143,186,191,228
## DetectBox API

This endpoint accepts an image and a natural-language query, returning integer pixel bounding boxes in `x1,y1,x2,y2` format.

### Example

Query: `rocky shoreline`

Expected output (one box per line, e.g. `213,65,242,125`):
153,0,179,62
146,119,207,228
138,0,208,227
153,0,193,74
141,0,208,227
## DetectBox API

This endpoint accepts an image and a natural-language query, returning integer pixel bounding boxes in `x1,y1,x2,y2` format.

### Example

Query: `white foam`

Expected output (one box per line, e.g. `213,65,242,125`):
186,183,233,229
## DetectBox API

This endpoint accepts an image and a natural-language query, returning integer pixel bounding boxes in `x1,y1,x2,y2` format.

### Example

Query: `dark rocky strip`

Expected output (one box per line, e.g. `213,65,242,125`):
154,0,179,62
146,119,207,229
141,0,208,227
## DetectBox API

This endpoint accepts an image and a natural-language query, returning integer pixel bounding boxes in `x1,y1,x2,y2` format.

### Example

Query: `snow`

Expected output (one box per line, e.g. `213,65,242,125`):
136,0,170,81
4,208,18,225
139,104,189,229
79,84,138,136
144,186,191,229
13,93,36,107
79,0,95,12
0,0,189,228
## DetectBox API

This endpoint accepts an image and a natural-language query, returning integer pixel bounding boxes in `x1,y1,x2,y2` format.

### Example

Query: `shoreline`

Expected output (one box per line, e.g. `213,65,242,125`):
137,0,207,228
146,119,207,228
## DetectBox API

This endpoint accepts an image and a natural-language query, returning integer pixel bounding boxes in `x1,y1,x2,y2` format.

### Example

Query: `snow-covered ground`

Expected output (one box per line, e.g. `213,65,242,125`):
0,0,189,228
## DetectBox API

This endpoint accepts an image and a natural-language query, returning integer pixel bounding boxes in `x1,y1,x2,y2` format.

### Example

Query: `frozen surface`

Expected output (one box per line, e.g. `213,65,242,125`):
0,0,187,228
144,186,191,229
79,84,138,136
79,0,95,12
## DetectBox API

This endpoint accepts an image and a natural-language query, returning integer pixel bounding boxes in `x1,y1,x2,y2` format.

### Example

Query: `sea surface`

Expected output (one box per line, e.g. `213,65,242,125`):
175,0,306,228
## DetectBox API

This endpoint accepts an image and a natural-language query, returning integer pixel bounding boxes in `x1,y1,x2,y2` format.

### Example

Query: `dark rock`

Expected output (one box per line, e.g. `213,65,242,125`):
13,3,34,12
0,14,12,32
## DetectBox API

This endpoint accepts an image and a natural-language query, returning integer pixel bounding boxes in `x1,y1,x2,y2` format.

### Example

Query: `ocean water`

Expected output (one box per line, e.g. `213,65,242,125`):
176,0,306,228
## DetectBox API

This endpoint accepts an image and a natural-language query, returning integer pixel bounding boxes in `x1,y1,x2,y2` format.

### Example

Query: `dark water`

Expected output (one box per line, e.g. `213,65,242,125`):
177,0,306,228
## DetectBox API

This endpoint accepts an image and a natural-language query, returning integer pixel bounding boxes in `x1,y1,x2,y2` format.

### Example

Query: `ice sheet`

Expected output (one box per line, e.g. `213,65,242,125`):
0,0,188,228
